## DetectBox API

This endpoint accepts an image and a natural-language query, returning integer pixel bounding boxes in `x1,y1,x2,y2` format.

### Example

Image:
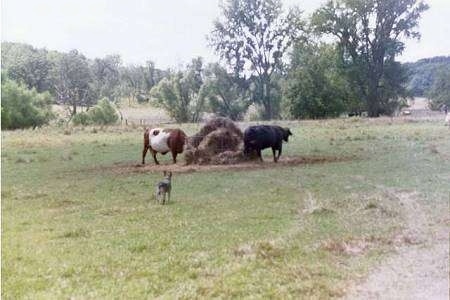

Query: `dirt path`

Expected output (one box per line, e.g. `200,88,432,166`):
344,189,449,300
91,155,350,175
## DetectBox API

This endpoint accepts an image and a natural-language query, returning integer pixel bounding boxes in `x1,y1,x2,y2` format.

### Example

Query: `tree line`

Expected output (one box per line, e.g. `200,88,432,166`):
3,0,448,130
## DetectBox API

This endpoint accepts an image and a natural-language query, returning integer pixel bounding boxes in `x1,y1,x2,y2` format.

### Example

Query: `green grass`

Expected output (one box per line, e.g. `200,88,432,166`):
2,119,450,299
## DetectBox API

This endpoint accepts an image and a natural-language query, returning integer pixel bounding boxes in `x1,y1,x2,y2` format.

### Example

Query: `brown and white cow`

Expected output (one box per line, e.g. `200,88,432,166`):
142,128,187,165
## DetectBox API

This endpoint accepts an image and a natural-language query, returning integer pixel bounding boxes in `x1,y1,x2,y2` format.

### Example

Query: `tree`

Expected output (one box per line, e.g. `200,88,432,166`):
201,63,250,120
150,58,206,123
209,0,304,119
405,56,450,97
91,55,122,103
283,43,354,119
1,79,54,129
1,42,53,93
312,0,428,117
51,50,95,116
119,61,167,103
427,67,450,110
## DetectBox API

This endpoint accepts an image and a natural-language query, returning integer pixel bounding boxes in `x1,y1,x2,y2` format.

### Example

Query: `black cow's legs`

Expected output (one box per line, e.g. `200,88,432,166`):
272,147,278,162
272,145,282,162
258,150,263,162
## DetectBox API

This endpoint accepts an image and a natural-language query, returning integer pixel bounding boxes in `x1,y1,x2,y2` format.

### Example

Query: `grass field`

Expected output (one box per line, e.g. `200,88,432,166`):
2,118,449,299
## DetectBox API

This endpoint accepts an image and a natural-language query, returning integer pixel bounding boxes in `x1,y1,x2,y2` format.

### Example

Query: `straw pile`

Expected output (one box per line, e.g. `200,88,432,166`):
185,117,246,165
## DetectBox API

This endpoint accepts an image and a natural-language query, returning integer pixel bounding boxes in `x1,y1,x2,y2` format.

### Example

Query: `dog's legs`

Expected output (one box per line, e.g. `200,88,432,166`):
167,190,171,203
277,145,282,161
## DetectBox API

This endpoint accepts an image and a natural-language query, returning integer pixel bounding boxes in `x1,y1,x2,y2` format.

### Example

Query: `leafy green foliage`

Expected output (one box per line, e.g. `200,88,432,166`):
119,61,167,103
201,63,250,120
50,50,96,116
312,0,428,117
72,98,119,126
283,44,353,119
427,67,450,110
1,79,54,129
209,0,305,119
1,42,53,93
71,112,91,126
91,55,122,103
405,56,450,96
150,58,205,123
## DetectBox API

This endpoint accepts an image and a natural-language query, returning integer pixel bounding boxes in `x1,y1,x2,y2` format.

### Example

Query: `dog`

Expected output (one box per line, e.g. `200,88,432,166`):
155,171,172,204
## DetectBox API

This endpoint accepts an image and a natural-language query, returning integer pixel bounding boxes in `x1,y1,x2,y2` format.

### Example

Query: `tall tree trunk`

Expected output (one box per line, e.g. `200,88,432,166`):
266,81,272,120
261,74,273,120
367,88,379,117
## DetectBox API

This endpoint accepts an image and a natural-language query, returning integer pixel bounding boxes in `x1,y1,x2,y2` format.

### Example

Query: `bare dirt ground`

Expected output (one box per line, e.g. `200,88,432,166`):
344,188,449,300
96,155,350,175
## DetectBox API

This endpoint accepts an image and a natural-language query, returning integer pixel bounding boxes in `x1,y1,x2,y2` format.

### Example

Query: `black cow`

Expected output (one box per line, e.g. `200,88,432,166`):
243,125,292,162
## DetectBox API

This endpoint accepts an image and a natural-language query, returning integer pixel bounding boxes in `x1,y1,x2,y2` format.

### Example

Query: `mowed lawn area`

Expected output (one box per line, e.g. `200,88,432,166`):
2,119,449,298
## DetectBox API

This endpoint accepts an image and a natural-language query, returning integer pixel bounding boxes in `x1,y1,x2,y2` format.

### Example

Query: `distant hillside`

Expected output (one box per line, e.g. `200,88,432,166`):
404,56,450,97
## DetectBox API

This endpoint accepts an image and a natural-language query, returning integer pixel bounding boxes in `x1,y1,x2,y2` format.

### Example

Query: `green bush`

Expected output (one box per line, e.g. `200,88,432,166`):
89,98,118,125
72,112,91,126
71,98,118,126
427,67,450,110
1,79,54,129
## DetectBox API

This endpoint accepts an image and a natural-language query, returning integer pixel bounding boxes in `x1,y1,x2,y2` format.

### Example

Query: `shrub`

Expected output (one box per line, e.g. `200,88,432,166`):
88,98,118,125
71,98,118,126
72,112,91,126
1,79,54,129
427,67,450,110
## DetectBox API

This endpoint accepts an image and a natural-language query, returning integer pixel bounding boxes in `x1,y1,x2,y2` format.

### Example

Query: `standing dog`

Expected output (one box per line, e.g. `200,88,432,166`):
155,171,172,204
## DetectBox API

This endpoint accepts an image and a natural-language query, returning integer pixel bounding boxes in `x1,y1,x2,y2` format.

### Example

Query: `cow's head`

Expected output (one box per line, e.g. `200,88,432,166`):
283,128,292,142
243,140,257,156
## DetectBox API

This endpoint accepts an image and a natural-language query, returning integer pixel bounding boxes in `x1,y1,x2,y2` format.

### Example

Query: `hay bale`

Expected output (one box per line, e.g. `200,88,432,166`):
210,150,246,165
198,128,242,155
184,149,196,165
188,117,243,148
184,117,246,165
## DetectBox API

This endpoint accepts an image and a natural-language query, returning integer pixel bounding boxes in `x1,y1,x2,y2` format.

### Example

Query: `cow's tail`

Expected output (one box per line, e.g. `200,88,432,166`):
143,128,150,148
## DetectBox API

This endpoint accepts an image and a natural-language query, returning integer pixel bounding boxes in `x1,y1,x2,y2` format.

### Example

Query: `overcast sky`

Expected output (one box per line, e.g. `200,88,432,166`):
2,0,449,69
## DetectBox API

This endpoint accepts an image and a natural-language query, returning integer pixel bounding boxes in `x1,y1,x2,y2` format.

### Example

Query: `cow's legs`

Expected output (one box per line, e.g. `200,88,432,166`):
277,145,282,161
171,151,177,164
258,150,263,162
142,146,149,164
272,147,278,162
151,149,160,165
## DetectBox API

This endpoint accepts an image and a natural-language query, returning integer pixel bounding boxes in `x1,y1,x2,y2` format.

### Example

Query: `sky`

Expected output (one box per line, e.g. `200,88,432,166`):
2,0,450,69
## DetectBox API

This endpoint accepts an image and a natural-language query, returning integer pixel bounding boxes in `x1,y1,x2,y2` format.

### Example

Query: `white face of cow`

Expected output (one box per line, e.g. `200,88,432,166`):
149,128,171,153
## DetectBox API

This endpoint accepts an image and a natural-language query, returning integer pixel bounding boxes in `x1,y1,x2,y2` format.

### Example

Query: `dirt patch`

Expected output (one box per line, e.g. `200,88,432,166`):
344,187,449,299
321,236,386,256
90,155,349,175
